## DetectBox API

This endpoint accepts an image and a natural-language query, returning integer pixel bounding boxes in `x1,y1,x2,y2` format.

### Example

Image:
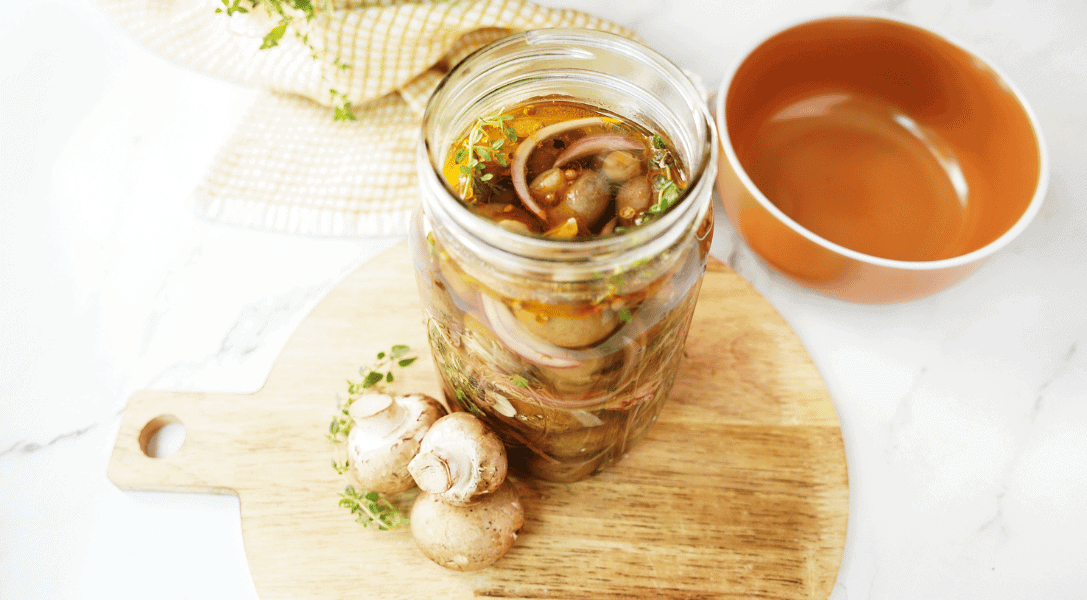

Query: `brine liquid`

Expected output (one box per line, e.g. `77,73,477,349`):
415,97,710,482
412,210,710,482
442,98,687,239
424,277,702,483
737,91,973,261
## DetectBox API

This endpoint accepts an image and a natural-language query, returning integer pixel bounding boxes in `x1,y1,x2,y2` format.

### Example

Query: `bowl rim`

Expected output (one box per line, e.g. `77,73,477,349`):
712,12,1050,271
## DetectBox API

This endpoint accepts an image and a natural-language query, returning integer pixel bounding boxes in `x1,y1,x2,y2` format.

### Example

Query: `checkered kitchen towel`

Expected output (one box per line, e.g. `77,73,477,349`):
98,0,633,236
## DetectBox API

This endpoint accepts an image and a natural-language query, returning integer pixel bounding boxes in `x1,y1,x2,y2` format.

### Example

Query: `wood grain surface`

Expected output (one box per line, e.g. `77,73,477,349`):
108,241,848,599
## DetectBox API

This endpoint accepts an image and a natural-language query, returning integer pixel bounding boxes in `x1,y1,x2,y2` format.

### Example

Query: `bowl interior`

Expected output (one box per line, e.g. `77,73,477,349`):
723,16,1043,262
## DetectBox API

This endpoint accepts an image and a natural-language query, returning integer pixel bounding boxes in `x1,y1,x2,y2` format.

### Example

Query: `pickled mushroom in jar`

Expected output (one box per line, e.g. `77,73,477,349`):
442,99,688,238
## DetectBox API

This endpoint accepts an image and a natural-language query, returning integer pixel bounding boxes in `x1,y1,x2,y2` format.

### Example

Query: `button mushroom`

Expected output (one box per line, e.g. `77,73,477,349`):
559,170,610,226
408,412,508,505
410,480,524,571
346,393,446,493
601,150,642,183
615,175,653,225
512,304,619,349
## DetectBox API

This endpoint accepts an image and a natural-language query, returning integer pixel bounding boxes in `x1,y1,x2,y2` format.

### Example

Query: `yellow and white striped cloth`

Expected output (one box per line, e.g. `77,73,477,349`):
98,0,633,236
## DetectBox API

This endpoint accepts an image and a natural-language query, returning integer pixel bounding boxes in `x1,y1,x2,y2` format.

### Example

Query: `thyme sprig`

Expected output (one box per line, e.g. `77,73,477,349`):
214,0,357,120
454,112,517,200
328,344,418,451
649,174,681,215
351,344,418,392
650,134,674,173
339,485,408,530
644,133,682,220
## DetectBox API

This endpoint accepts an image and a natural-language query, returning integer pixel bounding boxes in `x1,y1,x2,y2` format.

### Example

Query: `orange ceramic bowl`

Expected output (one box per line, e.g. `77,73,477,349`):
714,15,1048,303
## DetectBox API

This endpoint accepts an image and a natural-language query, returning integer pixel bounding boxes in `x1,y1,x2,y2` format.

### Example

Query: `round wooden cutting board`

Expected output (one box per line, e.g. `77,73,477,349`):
108,241,848,599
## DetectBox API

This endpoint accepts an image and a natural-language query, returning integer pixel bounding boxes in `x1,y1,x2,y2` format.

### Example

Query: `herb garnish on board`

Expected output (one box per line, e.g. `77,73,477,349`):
338,485,408,531
328,345,418,529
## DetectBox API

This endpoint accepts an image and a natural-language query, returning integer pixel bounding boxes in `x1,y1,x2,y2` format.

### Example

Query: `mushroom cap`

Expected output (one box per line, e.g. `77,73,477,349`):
347,394,445,493
410,481,524,571
408,412,507,505
601,150,642,183
512,303,619,349
560,170,610,226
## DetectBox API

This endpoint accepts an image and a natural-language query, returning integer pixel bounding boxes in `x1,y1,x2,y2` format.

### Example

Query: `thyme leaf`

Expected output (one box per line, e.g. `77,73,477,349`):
215,0,250,16
260,21,287,49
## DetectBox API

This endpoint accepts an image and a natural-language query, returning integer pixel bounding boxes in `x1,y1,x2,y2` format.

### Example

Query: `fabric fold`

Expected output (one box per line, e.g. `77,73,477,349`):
98,0,634,236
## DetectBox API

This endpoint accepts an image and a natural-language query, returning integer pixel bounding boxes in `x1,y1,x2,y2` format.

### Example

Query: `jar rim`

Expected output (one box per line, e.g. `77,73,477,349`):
417,28,717,279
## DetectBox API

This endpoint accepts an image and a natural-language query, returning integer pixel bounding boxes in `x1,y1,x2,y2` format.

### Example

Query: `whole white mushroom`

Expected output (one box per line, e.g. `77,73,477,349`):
408,412,507,506
410,481,524,571
346,393,445,493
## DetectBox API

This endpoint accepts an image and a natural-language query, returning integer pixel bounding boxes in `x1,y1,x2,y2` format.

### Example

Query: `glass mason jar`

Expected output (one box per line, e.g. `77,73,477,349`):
410,29,717,482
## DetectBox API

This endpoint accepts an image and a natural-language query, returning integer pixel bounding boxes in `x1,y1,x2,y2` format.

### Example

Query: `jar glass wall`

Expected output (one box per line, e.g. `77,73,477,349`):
411,29,717,482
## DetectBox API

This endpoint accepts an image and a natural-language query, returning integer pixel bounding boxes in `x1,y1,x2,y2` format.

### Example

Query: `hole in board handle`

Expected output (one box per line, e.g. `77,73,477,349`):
139,415,186,458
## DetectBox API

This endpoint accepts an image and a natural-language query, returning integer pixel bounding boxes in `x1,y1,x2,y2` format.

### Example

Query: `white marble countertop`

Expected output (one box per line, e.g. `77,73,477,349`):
2,0,1085,598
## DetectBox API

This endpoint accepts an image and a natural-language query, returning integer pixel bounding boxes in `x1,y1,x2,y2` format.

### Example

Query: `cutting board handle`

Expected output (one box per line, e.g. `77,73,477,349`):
108,389,243,496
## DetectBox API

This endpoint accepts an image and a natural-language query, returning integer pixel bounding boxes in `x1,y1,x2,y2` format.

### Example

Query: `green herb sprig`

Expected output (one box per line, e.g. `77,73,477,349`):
215,0,357,121
644,133,682,220
338,485,408,530
650,134,672,170
329,344,418,452
328,345,419,527
649,174,681,215
351,345,418,392
454,112,517,200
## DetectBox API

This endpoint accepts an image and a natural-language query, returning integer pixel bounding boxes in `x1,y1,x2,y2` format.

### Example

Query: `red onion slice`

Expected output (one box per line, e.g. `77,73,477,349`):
480,294,583,369
478,293,657,409
553,134,643,168
511,117,605,221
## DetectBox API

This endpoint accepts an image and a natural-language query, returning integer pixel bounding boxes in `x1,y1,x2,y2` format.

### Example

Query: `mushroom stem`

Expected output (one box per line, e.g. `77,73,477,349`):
345,393,446,494
349,393,393,419
348,394,410,450
409,452,453,494
408,412,507,505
